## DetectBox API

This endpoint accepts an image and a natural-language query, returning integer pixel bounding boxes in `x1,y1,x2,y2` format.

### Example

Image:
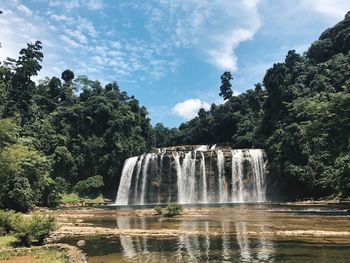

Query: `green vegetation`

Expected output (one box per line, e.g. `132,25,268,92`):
73,175,104,198
154,205,163,215
0,235,16,247
60,192,104,205
164,203,183,217
164,12,350,200
0,11,349,207
0,210,55,246
0,40,154,211
0,246,68,263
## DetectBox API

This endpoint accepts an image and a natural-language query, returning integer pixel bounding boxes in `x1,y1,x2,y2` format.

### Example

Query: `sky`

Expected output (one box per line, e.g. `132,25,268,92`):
0,0,350,127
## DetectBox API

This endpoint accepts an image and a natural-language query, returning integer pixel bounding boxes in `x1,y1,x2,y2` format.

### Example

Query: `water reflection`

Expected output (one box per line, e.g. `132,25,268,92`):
236,222,274,262
115,216,274,262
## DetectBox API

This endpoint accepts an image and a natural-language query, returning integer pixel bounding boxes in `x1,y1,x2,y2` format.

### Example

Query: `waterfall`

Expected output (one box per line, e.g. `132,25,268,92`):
217,150,228,203
140,153,153,205
200,152,208,203
132,154,145,203
231,150,244,202
248,149,266,202
177,151,197,203
115,156,139,205
115,146,267,205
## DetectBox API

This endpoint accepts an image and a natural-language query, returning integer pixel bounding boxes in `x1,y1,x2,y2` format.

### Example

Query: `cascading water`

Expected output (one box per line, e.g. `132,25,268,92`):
177,151,197,204
115,157,139,205
200,152,208,203
140,153,153,205
248,149,266,202
132,154,144,203
231,149,244,202
217,150,228,203
115,146,267,205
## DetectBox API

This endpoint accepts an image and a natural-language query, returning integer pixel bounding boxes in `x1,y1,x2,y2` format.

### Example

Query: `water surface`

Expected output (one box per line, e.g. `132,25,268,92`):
59,204,350,262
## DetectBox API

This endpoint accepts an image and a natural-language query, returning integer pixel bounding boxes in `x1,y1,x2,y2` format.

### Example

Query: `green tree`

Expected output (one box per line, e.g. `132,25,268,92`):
5,41,43,125
219,71,233,100
73,175,104,198
61,69,74,82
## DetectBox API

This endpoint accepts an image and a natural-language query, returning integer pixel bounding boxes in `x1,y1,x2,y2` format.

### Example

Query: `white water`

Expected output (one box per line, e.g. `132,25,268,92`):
200,152,208,203
115,156,138,205
140,153,153,205
231,150,244,202
217,150,228,203
115,147,266,205
177,151,197,203
133,154,145,203
248,149,266,202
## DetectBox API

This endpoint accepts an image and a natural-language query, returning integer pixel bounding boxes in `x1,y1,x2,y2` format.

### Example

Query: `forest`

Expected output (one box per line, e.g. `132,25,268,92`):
0,12,349,211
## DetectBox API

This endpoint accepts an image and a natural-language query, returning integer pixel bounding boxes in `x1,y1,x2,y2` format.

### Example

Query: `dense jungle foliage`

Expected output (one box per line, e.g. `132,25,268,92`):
0,12,349,211
0,42,154,211
156,12,350,200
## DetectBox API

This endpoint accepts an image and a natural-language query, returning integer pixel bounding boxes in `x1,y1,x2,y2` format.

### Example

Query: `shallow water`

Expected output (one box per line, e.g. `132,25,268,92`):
59,204,350,262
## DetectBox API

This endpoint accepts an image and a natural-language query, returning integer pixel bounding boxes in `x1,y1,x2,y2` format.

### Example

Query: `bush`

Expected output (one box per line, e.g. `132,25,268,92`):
164,203,183,217
0,144,50,212
60,192,104,205
154,205,162,215
0,210,20,234
6,177,34,212
13,214,56,246
0,211,55,246
73,175,104,198
40,177,67,207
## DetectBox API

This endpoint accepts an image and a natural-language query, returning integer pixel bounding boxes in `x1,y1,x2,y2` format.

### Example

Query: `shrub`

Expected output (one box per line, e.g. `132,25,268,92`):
164,203,183,217
13,214,56,246
6,177,34,212
73,175,104,198
0,210,20,234
154,205,162,215
40,177,67,207
0,211,56,247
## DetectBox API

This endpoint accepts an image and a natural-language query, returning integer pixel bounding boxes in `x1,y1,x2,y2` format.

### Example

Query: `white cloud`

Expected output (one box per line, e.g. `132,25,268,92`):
49,0,104,11
50,14,73,23
86,0,104,10
142,0,261,71
17,4,33,16
66,30,88,44
302,0,350,19
60,35,80,48
172,99,210,120
63,0,80,10
77,17,97,37
208,28,255,71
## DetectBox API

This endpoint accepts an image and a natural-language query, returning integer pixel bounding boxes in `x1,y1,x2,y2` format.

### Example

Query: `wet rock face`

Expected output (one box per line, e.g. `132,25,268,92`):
116,146,267,205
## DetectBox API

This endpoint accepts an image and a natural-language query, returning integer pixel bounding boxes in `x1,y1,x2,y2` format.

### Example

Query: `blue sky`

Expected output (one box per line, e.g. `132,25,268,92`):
1,0,349,127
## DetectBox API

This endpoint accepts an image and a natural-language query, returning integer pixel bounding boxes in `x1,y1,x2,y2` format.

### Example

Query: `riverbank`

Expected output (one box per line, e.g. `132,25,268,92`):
0,244,87,263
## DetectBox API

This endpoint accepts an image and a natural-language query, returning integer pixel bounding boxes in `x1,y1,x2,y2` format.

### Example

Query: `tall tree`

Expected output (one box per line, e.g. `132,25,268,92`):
5,41,43,125
219,71,233,100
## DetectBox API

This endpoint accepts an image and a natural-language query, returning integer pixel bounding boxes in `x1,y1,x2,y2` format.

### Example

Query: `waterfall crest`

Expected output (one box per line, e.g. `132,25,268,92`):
115,146,267,205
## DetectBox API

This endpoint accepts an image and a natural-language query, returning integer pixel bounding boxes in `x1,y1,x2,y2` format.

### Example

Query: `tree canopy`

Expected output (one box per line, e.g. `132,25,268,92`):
0,42,155,210
164,12,350,200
